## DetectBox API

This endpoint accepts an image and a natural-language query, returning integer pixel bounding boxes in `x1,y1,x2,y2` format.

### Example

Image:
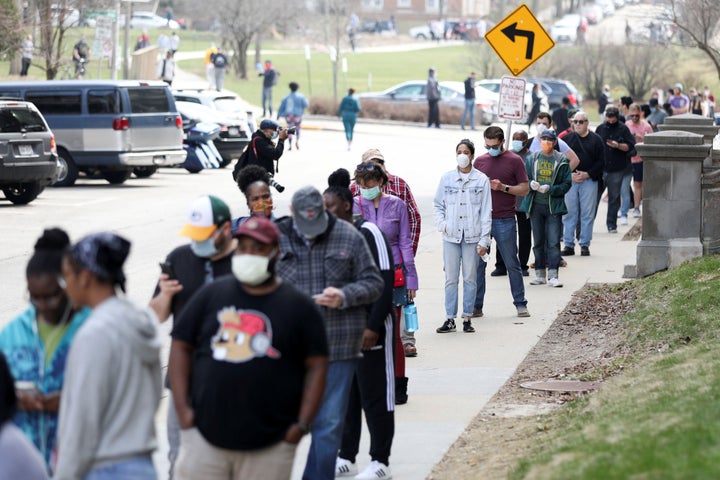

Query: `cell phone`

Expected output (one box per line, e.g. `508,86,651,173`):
15,381,40,397
159,261,176,279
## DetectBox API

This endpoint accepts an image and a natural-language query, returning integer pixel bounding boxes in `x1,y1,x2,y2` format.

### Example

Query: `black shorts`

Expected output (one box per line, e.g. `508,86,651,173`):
632,161,643,182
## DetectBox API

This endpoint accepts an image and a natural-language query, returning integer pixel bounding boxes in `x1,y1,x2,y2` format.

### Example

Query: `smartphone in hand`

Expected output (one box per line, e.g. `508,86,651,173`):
159,261,176,279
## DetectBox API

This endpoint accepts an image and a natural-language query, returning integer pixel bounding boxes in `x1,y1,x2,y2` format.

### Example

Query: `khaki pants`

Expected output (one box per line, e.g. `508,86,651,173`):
175,427,296,480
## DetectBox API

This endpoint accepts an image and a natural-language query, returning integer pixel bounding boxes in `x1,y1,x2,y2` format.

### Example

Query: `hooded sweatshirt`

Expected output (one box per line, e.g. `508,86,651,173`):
54,296,162,479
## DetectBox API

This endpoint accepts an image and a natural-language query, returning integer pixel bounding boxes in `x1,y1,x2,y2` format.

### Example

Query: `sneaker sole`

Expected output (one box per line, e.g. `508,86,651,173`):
436,328,456,333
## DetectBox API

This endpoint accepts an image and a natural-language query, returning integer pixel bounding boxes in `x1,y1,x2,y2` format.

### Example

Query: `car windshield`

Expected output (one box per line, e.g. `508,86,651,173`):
213,97,245,113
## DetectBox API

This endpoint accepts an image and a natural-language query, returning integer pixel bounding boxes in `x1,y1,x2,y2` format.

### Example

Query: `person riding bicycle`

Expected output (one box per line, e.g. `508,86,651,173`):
73,35,90,78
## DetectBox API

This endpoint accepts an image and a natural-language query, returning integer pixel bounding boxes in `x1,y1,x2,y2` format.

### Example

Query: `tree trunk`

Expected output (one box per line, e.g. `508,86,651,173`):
233,38,251,79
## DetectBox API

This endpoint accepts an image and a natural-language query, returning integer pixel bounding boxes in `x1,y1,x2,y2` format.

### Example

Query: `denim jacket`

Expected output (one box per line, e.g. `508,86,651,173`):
433,167,492,247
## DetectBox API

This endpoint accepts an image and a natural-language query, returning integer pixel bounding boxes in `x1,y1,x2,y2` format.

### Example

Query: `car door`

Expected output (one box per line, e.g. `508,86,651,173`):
125,86,183,151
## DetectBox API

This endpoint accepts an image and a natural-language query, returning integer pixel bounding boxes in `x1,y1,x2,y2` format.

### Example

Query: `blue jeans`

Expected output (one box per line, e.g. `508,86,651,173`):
262,86,273,115
530,203,563,272
475,217,527,309
303,359,359,480
461,98,475,129
443,239,480,318
85,456,155,480
563,178,598,248
605,168,632,229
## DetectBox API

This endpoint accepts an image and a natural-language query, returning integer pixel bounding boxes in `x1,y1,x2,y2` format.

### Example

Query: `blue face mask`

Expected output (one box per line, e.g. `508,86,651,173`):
488,146,502,157
510,140,524,152
360,186,381,200
191,236,219,258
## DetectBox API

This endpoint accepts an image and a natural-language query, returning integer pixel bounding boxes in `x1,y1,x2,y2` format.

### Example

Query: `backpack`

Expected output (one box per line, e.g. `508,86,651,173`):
213,54,227,68
77,42,89,57
232,137,258,182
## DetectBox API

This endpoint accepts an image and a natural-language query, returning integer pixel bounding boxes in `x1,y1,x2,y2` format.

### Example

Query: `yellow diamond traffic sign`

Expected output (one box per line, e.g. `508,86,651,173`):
485,4,555,76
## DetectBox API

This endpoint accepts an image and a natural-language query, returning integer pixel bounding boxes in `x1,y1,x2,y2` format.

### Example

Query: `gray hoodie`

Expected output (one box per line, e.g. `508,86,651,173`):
55,296,162,479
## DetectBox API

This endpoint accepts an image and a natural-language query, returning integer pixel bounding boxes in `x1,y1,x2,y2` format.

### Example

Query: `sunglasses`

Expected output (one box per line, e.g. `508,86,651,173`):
628,114,640,118
356,163,376,171
484,144,502,150
572,119,587,124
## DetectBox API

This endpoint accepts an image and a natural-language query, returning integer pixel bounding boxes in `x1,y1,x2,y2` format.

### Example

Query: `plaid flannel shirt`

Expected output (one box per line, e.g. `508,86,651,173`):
350,173,421,255
275,214,383,362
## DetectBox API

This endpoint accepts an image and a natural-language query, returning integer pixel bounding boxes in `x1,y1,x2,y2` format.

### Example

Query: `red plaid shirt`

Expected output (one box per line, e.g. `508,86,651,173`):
351,173,421,255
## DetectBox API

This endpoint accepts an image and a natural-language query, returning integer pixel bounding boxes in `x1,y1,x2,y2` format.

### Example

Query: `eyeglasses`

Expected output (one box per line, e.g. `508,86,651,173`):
572,119,587,124
356,163,376,171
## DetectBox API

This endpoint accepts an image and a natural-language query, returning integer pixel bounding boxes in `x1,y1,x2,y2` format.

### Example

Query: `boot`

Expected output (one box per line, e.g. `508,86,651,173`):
395,376,408,405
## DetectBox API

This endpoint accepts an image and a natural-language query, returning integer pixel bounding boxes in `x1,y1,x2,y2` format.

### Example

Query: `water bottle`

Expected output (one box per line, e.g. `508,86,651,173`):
404,300,419,332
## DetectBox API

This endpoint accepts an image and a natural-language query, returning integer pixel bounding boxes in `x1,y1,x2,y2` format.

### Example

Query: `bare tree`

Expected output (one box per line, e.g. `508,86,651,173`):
0,0,24,72
614,45,671,100
34,0,75,79
573,43,616,102
468,42,503,80
667,0,720,81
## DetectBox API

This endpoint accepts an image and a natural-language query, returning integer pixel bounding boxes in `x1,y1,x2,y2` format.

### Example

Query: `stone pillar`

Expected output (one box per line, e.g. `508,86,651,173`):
657,113,718,166
634,131,709,277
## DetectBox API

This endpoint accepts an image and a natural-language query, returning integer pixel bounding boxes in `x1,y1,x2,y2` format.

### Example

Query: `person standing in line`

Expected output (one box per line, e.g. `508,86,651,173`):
324,169,396,480
149,195,236,480
275,186,383,480
55,233,162,480
669,83,689,115
232,165,277,231
526,82,547,127
0,229,90,471
210,47,229,92
521,129,572,288
426,67,441,128
473,126,531,318
461,72,476,130
434,139,492,334
598,84,611,119
20,35,33,77
646,97,667,132
157,50,175,85
337,88,361,151
169,217,329,480
277,82,309,150
259,60,279,117
203,43,217,90
350,149,422,358
625,103,653,219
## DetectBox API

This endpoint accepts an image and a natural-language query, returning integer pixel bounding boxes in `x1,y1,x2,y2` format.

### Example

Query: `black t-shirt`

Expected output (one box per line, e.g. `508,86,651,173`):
552,107,570,133
153,244,233,319
171,278,328,450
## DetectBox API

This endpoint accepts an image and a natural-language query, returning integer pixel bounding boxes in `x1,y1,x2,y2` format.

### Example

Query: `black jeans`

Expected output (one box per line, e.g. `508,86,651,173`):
427,99,440,127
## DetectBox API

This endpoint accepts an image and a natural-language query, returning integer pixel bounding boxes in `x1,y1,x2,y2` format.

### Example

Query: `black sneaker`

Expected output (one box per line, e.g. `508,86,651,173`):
581,246,590,256
522,269,530,277
463,320,475,333
490,268,507,277
561,246,575,256
436,319,456,333
472,308,483,318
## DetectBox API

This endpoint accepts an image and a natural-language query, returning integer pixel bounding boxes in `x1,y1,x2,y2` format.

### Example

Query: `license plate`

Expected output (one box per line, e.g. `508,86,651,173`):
18,144,33,155
228,127,239,136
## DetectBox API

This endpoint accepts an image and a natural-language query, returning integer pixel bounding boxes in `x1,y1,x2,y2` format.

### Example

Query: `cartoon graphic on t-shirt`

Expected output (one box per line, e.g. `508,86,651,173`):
211,307,280,362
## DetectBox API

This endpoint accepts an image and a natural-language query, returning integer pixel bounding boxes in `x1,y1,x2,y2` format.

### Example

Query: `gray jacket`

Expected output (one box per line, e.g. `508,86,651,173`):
427,76,441,101
433,167,492,247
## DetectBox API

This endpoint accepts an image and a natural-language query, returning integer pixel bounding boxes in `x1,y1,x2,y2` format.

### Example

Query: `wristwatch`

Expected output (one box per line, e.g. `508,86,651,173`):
504,184,510,193
295,421,311,435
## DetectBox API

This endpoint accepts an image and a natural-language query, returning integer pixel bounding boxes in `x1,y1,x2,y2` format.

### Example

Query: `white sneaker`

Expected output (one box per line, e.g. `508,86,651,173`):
633,208,641,218
355,460,392,479
548,277,563,288
620,216,628,225
336,457,358,477
529,276,546,285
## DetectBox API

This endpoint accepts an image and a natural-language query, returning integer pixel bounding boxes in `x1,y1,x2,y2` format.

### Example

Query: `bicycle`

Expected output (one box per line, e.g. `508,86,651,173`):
57,58,89,80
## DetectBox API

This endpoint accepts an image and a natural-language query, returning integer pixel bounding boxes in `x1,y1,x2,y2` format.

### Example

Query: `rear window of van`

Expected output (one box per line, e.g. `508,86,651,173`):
88,89,121,114
26,92,82,115
127,88,170,113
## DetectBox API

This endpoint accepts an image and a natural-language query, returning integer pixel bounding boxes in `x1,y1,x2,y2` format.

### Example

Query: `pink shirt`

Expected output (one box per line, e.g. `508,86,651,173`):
626,120,653,163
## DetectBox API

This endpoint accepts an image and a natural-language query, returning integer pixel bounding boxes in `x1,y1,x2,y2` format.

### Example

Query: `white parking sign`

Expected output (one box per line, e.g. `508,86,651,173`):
498,76,527,120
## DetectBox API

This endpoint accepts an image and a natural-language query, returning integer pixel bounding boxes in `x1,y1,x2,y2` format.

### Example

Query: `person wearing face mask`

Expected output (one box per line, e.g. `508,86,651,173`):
434,139,491,335
149,194,236,479
275,186,383,480
0,228,91,473
520,129,572,288
232,118,288,180
473,126,531,318
232,165,276,232
646,98,667,132
529,112,580,170
169,216,329,480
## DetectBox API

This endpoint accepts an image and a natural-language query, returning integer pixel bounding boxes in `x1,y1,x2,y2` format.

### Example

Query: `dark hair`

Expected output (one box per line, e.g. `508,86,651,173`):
26,228,70,278
512,129,529,141
348,88,355,95
354,162,388,186
536,111,551,123
640,104,651,118
66,233,131,293
324,168,354,209
456,138,475,156
621,96,633,107
236,165,270,195
0,353,17,425
289,82,299,92
484,126,505,142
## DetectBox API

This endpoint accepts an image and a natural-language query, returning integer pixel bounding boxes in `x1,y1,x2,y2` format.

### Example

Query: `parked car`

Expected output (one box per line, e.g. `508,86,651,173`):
358,80,497,125
476,78,545,121
172,89,256,141
120,11,180,29
525,77,583,112
174,101,248,168
551,14,586,43
359,19,396,34
0,99,58,205
0,81,186,186
596,0,616,16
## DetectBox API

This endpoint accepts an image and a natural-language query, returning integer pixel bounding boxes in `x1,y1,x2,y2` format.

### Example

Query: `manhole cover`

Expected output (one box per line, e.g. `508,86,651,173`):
520,380,602,392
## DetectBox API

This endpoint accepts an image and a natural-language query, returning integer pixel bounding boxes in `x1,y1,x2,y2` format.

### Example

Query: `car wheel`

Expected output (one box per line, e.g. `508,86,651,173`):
185,168,202,174
54,148,79,187
102,170,132,184
416,33,427,40
132,166,158,178
3,182,43,205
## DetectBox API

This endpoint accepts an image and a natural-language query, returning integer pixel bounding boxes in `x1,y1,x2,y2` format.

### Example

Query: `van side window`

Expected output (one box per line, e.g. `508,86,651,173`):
26,92,82,115
0,91,22,100
128,88,170,114
88,90,121,114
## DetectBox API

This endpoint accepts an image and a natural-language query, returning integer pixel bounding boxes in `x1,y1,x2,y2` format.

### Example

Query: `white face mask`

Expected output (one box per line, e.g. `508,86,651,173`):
456,153,470,168
536,124,547,135
232,251,274,286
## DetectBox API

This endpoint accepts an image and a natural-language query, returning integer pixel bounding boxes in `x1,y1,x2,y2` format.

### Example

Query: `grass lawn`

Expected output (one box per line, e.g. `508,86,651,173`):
510,255,720,479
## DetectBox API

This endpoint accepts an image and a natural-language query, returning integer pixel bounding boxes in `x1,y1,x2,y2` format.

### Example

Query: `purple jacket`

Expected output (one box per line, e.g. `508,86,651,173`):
354,195,418,290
